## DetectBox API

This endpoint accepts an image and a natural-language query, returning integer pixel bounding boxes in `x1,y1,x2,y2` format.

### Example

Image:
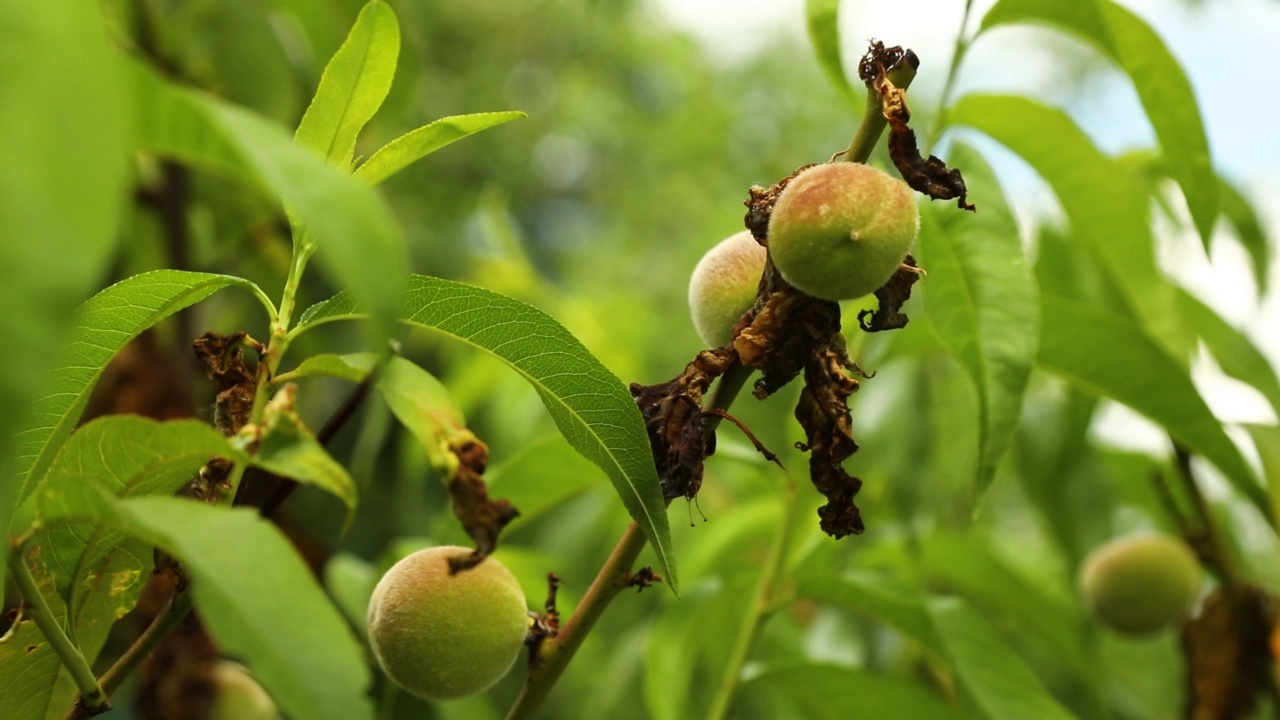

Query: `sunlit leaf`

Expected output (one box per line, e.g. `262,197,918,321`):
1176,288,1280,419
928,597,1077,720
0,0,129,573
1038,293,1267,521
748,664,961,719
1217,178,1270,294
131,60,406,340
947,94,1188,356
14,271,256,505
980,0,1218,243
354,112,528,185
804,0,859,107
295,274,677,590
918,142,1038,503
294,0,399,167
117,498,374,720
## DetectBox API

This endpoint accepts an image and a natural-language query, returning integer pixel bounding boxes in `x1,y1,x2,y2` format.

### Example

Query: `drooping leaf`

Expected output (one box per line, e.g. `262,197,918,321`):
1217,178,1271,294
354,112,528,185
0,0,130,573
116,497,374,720
295,274,677,590
928,597,1078,720
1038,293,1267,522
946,94,1188,356
1245,424,1280,532
294,0,400,167
244,386,358,525
1176,288,1280,419
14,271,256,505
748,664,961,719
979,0,1218,243
131,60,406,340
804,0,859,107
917,142,1038,503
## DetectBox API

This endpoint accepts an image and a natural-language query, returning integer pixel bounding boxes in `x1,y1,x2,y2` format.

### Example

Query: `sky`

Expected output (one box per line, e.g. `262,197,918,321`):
647,0,1280,445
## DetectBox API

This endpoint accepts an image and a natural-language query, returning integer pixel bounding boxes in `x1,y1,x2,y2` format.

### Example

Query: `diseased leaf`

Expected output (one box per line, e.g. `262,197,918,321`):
980,0,1218,243
354,112,528,185
294,0,400,167
14,271,255,505
295,274,677,591
131,59,406,341
748,664,961,719
1038,293,1267,522
928,597,1078,720
1176,288,1280,419
0,0,129,574
918,142,1038,503
116,498,374,720
947,94,1188,356
804,0,859,107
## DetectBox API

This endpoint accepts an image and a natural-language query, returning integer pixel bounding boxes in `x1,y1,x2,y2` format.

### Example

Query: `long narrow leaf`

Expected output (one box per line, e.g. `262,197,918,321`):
947,94,1188,356
980,0,1218,243
1176,288,1280,419
13,271,253,504
117,498,374,720
1039,293,1267,521
131,61,406,340
355,112,527,185
804,0,859,107
296,275,677,590
918,143,1038,503
294,0,399,167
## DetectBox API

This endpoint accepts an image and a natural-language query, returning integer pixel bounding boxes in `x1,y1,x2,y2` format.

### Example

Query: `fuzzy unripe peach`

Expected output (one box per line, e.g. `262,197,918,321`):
211,661,279,720
767,162,919,301
367,546,529,701
1079,534,1204,636
687,230,767,346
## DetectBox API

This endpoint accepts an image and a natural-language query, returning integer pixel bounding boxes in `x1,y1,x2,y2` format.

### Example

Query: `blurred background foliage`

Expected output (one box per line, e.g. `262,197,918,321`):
9,0,1277,718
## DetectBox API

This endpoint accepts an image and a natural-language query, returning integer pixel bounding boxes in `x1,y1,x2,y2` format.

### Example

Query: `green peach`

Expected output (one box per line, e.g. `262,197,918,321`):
367,546,529,700
1079,533,1204,636
687,230,767,346
767,162,918,301
211,661,279,720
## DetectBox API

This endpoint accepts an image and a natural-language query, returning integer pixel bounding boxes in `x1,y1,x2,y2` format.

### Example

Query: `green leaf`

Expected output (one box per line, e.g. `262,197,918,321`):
354,112,528,185
918,142,1039,502
0,0,129,575
247,386,358,525
1244,424,1280,529
947,94,1188,356
794,570,941,655
281,353,469,473
294,0,399,167
131,60,407,341
296,274,677,590
1176,288,1280,419
1038,293,1268,521
928,597,1077,720
14,271,253,505
324,552,379,639
1218,178,1270,294
979,0,1218,243
643,579,731,720
116,497,374,720
804,0,859,107
748,664,961,719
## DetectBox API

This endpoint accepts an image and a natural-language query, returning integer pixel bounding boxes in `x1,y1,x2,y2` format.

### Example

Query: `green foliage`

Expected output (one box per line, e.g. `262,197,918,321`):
2,0,1277,719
